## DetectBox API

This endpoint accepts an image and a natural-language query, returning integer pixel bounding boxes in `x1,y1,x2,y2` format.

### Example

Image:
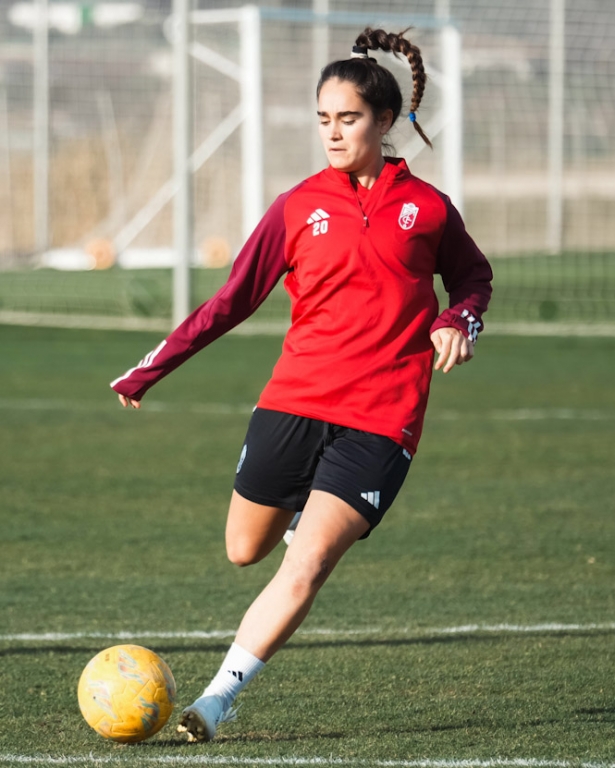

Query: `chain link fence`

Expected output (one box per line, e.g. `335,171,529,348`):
1,0,614,328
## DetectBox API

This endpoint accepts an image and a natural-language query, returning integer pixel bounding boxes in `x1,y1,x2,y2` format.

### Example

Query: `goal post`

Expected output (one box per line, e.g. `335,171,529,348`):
172,5,463,323
172,0,192,327
2,1,614,333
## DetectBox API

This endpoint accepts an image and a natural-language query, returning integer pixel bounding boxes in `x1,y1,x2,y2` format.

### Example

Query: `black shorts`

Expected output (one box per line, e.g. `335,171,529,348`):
233,408,412,537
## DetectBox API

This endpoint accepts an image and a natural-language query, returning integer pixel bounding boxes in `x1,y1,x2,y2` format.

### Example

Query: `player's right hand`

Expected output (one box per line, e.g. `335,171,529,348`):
118,394,141,409
430,326,474,373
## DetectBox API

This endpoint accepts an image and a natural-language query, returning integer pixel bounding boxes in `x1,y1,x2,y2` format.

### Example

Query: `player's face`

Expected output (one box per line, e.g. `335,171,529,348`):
317,78,393,179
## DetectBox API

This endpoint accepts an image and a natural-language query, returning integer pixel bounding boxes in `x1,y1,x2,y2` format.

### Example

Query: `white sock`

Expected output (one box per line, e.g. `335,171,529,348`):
283,511,303,545
202,642,265,709
288,511,302,531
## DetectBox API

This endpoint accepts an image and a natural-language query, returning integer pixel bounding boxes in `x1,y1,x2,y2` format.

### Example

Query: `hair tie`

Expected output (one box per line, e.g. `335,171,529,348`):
408,112,416,123
351,45,369,59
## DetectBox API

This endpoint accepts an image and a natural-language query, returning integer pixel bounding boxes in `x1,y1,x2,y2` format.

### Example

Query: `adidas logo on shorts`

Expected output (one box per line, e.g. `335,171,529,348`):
361,491,380,509
236,444,247,474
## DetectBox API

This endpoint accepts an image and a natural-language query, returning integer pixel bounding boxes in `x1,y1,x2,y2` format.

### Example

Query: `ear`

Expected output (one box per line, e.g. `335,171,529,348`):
378,109,394,136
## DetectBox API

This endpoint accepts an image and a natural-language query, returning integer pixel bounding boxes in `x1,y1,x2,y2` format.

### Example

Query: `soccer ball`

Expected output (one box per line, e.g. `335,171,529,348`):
78,644,176,743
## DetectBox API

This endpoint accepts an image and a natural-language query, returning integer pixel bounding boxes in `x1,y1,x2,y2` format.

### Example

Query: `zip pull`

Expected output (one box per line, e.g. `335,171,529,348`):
351,182,369,229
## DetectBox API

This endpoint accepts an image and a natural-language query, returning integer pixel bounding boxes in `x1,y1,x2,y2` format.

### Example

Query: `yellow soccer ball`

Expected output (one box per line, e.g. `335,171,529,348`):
78,644,176,743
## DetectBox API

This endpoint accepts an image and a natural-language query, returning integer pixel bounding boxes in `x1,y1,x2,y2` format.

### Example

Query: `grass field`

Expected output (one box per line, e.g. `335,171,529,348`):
0,325,614,766
1,250,615,326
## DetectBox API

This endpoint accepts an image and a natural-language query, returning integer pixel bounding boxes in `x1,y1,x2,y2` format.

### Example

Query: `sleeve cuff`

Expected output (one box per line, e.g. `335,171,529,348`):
430,308,483,343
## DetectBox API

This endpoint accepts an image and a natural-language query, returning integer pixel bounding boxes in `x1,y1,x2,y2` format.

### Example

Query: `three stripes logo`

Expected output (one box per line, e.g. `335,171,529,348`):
228,669,244,682
361,491,381,509
110,339,167,388
307,208,330,236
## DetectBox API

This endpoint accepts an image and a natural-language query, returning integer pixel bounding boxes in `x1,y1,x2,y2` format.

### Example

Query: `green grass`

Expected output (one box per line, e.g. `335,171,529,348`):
0,326,614,764
489,251,615,322
1,249,615,326
0,267,288,323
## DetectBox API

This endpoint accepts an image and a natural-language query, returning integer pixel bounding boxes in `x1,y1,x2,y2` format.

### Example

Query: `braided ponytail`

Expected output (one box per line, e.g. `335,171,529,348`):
354,28,432,148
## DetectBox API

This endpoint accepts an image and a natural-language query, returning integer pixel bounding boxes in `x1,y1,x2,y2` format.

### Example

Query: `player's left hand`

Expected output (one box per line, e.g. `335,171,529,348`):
430,327,474,373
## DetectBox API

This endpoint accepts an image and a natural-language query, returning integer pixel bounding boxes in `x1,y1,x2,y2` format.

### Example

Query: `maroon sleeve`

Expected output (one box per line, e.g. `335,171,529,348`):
110,190,293,401
430,194,493,342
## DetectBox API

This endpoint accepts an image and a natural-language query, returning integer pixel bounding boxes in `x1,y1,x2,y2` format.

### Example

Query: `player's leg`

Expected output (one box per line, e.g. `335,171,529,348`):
178,427,412,742
178,490,368,742
227,408,324,565
229,427,412,661
225,489,294,566
233,489,369,659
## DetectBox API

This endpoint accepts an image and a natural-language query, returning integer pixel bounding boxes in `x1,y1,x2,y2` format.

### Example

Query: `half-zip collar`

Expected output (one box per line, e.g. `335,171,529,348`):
324,158,412,231
323,156,412,190
351,182,370,231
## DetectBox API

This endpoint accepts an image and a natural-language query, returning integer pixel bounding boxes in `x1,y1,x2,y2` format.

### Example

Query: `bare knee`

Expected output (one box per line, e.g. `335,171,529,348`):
225,494,291,567
226,535,271,568
226,537,267,567
284,553,332,599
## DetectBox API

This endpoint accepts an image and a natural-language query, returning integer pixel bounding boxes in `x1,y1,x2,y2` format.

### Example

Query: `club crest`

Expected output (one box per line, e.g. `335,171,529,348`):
398,202,419,230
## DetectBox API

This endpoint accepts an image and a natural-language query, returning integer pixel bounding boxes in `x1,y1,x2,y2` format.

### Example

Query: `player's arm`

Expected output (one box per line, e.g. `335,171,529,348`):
430,193,493,372
111,191,293,404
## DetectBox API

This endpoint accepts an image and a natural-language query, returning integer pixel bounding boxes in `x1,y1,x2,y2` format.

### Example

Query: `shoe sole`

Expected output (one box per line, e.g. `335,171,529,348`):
177,707,214,743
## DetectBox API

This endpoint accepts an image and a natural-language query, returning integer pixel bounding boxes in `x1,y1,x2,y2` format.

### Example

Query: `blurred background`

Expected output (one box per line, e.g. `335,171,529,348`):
0,0,614,330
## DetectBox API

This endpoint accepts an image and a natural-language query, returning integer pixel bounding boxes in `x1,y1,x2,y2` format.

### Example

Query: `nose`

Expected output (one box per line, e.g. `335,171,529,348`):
328,121,342,141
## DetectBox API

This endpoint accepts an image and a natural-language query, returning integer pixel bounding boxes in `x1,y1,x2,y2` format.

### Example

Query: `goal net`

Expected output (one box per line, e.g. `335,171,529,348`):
1,0,614,332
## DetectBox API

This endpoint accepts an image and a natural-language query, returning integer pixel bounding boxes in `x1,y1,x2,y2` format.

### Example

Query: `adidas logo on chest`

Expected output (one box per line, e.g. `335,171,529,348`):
307,208,330,236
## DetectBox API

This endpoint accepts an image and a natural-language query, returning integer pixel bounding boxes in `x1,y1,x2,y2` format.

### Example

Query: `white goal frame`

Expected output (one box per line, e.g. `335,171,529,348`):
168,5,464,325
25,3,465,329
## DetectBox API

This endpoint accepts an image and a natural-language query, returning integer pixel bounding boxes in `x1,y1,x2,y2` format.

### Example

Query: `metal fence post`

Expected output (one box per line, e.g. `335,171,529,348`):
547,0,565,254
173,0,193,327
34,0,49,255
441,23,463,214
240,5,264,242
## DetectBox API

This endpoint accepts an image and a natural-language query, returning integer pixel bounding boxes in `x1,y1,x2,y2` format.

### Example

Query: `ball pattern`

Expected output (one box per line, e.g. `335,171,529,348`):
78,644,176,743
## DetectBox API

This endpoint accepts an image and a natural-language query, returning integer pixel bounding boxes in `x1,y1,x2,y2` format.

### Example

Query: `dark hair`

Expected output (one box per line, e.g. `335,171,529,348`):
316,28,432,149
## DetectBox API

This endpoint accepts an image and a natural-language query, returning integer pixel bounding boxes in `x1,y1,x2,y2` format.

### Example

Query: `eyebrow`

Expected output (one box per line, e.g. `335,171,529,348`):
317,110,363,118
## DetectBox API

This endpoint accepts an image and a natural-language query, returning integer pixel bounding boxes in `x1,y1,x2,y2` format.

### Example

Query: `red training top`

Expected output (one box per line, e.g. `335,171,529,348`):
111,158,492,454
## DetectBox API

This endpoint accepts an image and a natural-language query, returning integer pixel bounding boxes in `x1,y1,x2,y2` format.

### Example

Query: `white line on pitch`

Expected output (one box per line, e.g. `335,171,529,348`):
0,399,255,415
2,623,614,643
1,399,613,422
1,755,614,767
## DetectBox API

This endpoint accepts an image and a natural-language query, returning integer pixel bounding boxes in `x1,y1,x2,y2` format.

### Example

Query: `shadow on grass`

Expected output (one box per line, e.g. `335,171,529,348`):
136,729,345,748
575,707,615,722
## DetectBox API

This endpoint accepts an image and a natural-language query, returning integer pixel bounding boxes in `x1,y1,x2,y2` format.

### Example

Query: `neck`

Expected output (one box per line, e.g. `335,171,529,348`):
350,155,386,190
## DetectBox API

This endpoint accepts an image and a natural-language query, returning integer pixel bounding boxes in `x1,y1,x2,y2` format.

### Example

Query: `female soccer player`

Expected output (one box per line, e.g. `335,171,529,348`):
111,28,492,742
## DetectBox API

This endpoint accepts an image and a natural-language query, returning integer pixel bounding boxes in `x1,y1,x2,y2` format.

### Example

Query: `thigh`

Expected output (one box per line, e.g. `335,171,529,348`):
312,428,412,537
279,489,370,583
225,490,295,565
290,489,370,558
228,409,326,564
